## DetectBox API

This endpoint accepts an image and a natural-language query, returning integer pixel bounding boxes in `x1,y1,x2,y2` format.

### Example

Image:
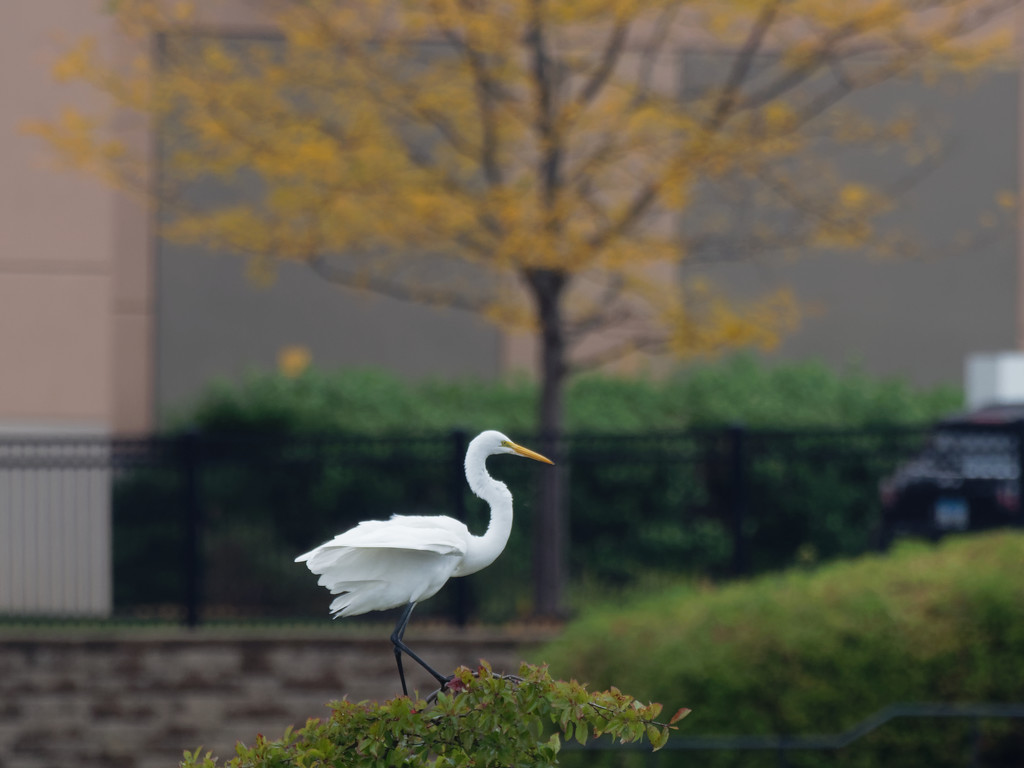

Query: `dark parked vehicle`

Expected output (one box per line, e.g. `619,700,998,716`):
877,404,1024,548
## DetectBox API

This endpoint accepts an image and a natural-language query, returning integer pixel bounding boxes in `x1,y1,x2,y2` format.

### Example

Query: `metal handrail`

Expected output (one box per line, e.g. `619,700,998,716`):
569,702,1024,753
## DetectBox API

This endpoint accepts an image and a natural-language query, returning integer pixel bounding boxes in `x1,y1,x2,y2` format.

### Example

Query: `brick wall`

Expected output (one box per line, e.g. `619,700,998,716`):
0,626,558,768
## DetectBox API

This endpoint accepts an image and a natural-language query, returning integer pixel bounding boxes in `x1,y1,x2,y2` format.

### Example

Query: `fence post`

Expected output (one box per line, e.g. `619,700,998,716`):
180,431,204,628
728,425,749,576
450,429,469,626
1018,421,1024,525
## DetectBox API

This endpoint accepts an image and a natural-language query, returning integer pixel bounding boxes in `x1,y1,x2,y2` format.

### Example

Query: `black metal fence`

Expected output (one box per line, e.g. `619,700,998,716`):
0,426,941,624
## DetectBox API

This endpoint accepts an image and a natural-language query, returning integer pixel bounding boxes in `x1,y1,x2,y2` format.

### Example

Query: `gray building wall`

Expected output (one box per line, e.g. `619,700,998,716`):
683,53,1019,388
156,244,502,415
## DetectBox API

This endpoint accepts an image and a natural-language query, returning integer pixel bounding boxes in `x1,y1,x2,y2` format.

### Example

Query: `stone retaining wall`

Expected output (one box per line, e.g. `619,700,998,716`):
0,626,558,768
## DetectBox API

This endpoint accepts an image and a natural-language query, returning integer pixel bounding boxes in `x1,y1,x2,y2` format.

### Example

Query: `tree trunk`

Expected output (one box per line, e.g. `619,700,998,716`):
525,267,568,618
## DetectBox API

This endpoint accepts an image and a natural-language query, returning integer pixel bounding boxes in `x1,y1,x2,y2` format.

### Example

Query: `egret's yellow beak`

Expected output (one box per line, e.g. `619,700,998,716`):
504,440,555,465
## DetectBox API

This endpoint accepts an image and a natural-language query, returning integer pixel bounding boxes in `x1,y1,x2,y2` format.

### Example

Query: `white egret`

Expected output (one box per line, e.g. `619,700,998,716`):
296,430,554,695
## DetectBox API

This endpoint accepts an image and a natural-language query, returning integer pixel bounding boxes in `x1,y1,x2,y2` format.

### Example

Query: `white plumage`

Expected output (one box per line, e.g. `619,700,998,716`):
295,429,553,694
298,516,469,616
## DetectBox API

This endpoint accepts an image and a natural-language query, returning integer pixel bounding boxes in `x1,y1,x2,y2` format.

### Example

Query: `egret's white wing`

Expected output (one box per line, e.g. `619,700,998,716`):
296,514,470,562
318,548,459,615
295,514,472,617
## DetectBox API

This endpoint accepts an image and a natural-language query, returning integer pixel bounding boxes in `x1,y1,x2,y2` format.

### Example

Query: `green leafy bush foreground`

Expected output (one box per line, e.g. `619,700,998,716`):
181,663,688,768
539,532,1024,768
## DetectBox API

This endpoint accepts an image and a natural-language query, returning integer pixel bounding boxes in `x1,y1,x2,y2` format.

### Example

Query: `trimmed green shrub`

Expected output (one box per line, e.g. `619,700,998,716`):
180,663,685,767
167,354,961,434
538,531,1024,767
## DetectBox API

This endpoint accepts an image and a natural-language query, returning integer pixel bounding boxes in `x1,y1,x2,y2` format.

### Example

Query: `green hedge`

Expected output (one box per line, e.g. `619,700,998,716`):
111,358,961,621
537,532,1024,768
168,355,961,434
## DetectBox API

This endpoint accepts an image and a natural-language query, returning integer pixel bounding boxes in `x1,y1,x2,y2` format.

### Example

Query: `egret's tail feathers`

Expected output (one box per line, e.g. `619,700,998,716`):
326,581,392,617
328,591,353,617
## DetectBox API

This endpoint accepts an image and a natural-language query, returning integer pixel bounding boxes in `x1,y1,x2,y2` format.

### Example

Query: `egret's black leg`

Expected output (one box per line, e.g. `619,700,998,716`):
391,603,415,695
390,602,450,695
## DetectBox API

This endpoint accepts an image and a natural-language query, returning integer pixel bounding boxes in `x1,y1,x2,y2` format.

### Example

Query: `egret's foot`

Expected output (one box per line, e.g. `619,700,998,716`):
425,674,460,703
425,671,525,704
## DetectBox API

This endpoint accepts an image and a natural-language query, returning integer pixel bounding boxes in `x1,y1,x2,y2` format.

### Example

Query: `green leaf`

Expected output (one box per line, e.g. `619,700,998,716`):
546,732,562,755
575,725,588,747
669,707,692,725
648,724,670,752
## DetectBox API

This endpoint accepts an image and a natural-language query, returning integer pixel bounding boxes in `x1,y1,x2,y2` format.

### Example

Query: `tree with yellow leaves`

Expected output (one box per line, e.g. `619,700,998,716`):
31,0,1017,616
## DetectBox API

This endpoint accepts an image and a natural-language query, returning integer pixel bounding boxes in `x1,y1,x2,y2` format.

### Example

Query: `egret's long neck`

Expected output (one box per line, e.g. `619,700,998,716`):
456,443,514,576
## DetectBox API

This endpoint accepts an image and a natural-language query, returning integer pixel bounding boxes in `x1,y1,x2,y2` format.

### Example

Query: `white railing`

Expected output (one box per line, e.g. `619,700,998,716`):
0,439,112,616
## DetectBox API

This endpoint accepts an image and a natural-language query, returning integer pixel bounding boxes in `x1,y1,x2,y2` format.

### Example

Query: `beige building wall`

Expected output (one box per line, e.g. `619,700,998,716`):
1,2,153,435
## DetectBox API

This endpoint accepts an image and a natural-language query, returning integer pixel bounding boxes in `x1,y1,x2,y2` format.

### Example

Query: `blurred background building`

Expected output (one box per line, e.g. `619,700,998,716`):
2,1,1021,436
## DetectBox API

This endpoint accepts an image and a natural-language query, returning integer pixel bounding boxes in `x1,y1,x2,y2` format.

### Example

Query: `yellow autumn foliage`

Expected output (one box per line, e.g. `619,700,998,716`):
26,0,1016,377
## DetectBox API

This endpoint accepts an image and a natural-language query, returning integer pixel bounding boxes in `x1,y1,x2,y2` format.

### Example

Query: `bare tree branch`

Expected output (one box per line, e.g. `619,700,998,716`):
526,0,563,219
434,2,507,187
634,3,684,104
575,20,630,107
584,0,786,255
568,328,670,373
307,253,496,315
563,273,629,342
705,0,784,131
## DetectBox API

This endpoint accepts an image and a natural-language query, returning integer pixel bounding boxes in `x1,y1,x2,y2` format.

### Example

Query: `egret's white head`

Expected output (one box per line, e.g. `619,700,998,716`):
472,430,554,463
